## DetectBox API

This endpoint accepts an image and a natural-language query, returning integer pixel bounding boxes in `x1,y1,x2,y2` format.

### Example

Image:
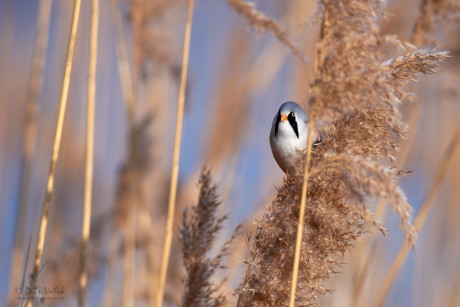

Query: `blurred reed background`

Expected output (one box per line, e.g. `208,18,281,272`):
0,0,459,306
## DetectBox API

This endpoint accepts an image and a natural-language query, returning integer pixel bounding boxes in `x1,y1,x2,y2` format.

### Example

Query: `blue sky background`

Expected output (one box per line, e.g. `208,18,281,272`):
1,0,459,306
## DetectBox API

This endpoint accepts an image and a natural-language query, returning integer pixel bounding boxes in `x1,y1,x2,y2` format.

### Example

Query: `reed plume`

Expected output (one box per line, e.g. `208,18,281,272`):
384,49,449,81
112,114,153,306
412,0,460,46
114,115,153,229
156,0,195,305
180,167,235,307
127,0,181,80
236,0,447,305
227,0,306,61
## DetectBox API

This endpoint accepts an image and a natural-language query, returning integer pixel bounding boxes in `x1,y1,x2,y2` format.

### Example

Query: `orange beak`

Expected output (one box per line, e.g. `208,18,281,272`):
280,114,288,122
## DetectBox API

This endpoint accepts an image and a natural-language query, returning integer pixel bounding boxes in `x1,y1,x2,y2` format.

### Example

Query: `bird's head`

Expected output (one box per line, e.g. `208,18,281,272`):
274,101,309,139
270,101,323,173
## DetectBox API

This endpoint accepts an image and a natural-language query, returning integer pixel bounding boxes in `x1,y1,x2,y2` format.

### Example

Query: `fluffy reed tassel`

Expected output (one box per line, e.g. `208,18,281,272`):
384,49,449,81
227,0,306,61
114,114,153,228
236,0,448,305
180,168,235,307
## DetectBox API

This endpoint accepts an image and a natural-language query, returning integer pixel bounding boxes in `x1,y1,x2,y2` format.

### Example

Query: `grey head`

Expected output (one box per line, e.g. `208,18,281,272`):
270,101,322,173
273,101,309,139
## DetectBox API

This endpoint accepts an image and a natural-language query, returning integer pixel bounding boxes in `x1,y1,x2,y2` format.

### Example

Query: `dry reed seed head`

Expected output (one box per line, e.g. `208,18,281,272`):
311,0,408,119
236,0,450,305
237,128,417,305
383,49,449,81
315,110,408,164
127,0,180,21
383,49,449,108
412,0,460,45
181,167,236,307
127,0,182,80
237,167,378,306
309,1,445,233
310,153,416,244
114,115,153,229
227,0,307,61
128,114,154,173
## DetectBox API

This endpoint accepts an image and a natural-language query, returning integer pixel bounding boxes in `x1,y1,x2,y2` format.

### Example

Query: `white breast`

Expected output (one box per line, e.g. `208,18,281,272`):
269,120,308,173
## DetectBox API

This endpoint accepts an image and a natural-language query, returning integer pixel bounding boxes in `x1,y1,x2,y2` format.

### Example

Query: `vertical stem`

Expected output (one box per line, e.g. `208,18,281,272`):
155,0,195,306
103,232,118,307
26,0,82,305
353,2,436,302
373,122,460,307
131,0,144,84
412,0,430,46
8,0,52,303
123,213,135,307
352,103,422,307
289,118,315,307
111,2,140,305
111,0,136,125
139,204,156,305
78,0,98,305
288,2,323,302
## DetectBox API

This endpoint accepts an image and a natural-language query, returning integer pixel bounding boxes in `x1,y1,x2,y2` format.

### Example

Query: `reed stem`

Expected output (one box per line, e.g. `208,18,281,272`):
8,0,52,304
374,122,460,307
111,0,136,124
155,0,195,306
289,118,315,307
78,0,98,305
26,0,82,305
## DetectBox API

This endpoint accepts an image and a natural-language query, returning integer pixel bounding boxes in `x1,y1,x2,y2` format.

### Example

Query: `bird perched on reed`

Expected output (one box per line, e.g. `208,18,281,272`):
270,101,321,173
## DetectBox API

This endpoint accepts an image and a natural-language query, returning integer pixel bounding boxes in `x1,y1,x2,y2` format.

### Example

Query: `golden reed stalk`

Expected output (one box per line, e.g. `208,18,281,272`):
289,118,315,307
374,122,460,307
26,0,82,306
111,0,135,123
8,0,52,303
78,0,99,306
108,2,137,305
351,104,423,306
155,0,195,306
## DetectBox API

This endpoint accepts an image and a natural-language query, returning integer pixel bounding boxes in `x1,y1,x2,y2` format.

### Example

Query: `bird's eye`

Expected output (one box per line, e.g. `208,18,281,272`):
290,112,296,118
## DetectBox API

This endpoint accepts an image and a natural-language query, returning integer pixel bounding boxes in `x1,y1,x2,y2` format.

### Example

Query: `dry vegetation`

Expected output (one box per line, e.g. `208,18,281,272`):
180,167,238,307
2,0,459,307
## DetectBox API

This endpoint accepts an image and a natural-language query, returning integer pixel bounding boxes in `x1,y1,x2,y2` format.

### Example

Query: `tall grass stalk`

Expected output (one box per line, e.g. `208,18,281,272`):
155,0,195,306
78,0,98,305
26,0,82,306
351,0,444,299
289,118,315,307
227,0,306,61
8,0,52,303
129,0,143,84
111,2,138,305
111,0,136,123
374,122,460,307
351,104,422,307
123,217,134,307
103,230,119,307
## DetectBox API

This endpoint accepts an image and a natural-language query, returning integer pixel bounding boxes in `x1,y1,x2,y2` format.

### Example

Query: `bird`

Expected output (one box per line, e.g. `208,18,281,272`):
269,101,322,173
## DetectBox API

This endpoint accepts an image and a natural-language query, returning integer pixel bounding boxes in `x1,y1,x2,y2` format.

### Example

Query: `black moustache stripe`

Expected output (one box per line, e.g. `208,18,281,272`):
288,113,299,138
275,110,281,138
